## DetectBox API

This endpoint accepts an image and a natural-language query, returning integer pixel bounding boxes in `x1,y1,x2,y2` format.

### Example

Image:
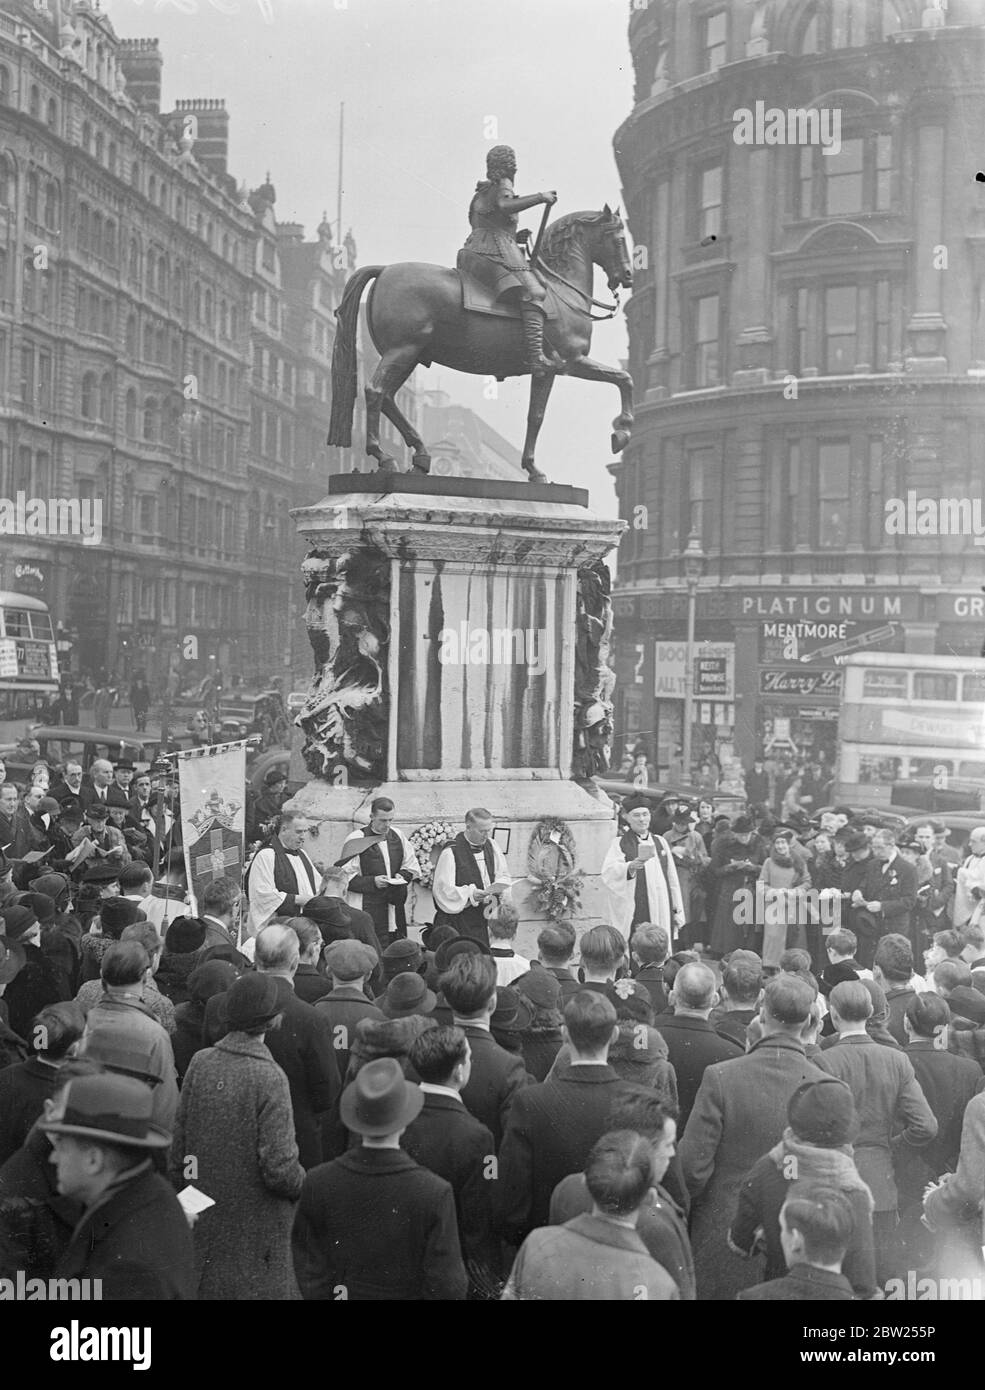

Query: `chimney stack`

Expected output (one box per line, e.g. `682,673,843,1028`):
118,38,163,115
173,98,230,177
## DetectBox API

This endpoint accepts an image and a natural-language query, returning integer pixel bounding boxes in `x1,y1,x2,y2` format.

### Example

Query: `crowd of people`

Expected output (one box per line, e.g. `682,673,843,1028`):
0,748,984,1300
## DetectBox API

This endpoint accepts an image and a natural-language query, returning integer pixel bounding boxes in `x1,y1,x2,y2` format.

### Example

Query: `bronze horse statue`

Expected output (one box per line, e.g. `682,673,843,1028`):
326,207,634,482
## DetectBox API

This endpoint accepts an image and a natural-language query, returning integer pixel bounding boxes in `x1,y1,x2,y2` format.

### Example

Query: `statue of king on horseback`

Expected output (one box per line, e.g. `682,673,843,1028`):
326,144,635,483
459,144,562,377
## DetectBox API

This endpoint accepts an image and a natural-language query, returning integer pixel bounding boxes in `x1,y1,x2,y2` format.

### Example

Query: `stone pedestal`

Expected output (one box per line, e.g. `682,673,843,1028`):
288,475,625,948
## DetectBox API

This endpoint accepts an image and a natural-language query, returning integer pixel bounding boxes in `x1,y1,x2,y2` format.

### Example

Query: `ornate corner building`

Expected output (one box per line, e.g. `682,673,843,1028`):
0,0,372,688
612,0,985,775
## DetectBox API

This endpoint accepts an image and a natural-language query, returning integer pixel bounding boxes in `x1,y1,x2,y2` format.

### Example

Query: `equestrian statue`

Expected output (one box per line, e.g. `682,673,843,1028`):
326,144,635,483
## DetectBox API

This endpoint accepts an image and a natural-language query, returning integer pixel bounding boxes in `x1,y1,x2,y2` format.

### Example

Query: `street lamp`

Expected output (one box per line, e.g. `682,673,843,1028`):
681,528,706,785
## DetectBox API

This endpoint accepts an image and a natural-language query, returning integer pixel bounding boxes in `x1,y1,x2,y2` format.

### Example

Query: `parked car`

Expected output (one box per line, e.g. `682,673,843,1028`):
890,779,985,815
216,690,291,750
1,727,164,782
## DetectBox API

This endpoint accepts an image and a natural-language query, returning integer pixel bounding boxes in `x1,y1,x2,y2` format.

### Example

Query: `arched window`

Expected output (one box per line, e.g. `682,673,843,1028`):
222,234,230,261
92,211,103,257
146,249,155,290
143,322,153,359
47,98,57,129
175,195,184,224
795,0,902,53
193,283,202,322
0,65,10,105
156,326,166,363
220,301,229,338
217,362,227,402
204,288,213,328
0,155,13,208
99,373,112,423
159,181,167,210
81,121,92,155
125,388,137,435
148,174,156,204
26,171,38,223
125,313,137,355
35,451,50,497
203,355,213,396
88,294,99,332
29,85,40,120
101,300,113,338
103,218,115,262
156,255,167,297
43,180,59,229
129,238,140,283
94,131,104,164
143,397,159,442
130,161,140,189
230,306,239,340
107,142,117,175
173,266,184,312
81,372,97,419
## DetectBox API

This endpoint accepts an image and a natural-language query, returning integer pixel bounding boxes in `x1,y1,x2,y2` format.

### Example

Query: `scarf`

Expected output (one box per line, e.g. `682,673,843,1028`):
768,1129,874,1213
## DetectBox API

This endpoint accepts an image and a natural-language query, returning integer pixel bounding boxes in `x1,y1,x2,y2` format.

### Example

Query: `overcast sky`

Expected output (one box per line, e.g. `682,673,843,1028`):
102,0,634,513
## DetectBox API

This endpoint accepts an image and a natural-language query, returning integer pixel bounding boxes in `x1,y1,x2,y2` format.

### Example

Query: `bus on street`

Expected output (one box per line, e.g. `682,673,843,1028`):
835,651,985,808
0,591,60,743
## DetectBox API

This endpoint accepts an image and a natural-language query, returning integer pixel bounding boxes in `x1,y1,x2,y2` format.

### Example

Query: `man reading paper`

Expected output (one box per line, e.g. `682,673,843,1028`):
601,794,685,945
432,808,512,948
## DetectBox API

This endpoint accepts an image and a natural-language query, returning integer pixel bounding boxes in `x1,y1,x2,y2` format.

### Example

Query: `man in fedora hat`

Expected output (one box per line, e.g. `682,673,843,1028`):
292,1057,467,1300
42,1071,195,1299
403,1025,500,1298
315,939,384,1078
379,972,437,1022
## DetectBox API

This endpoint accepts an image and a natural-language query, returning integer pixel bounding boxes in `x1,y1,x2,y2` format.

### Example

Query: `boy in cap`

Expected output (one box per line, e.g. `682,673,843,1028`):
292,1057,467,1300
42,1071,195,1299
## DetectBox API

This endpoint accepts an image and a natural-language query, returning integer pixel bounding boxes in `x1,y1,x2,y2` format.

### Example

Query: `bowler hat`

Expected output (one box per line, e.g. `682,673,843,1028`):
12,891,55,925
379,972,437,1019
105,787,130,809
82,862,121,886
85,803,109,821
99,897,145,937
224,973,282,1033
40,1073,170,1149
1,905,39,941
433,935,492,974
787,1077,859,1147
165,915,207,955
339,1056,424,1136
842,830,868,853
0,936,26,986
324,938,379,982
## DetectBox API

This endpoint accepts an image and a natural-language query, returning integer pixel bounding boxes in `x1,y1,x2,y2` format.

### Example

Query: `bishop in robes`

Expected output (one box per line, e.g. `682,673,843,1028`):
432,807,512,948
601,794,685,945
246,809,319,934
340,797,422,948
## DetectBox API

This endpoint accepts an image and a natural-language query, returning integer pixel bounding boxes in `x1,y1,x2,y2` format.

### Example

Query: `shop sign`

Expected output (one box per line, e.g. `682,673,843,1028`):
759,619,901,666
758,668,843,698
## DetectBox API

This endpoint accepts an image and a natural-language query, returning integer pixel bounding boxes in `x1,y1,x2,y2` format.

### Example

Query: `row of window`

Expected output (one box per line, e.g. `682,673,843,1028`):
0,67,59,127
249,404,295,465
647,0,905,93
687,133,894,251
860,669,985,704
253,348,295,396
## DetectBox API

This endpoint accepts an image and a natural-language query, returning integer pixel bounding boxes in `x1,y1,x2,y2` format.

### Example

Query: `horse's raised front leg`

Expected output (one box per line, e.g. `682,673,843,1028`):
563,356,635,454
364,346,422,471
521,371,555,483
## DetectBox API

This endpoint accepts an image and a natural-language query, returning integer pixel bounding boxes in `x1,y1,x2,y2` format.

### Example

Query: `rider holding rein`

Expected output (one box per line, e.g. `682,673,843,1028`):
462,144,562,376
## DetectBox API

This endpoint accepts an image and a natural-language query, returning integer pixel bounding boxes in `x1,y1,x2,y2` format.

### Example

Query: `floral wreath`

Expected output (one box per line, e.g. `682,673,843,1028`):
408,820,458,888
527,816,583,924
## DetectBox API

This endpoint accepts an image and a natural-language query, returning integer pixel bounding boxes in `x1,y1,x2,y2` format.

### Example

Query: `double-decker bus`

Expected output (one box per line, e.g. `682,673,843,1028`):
835,652,985,806
0,591,60,738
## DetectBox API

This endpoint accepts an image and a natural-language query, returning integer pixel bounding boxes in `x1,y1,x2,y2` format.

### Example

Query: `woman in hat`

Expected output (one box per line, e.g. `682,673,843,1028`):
171,959,239,1082
729,1077,878,1299
664,805,710,950
171,973,306,1300
757,830,813,969
78,890,137,984
708,816,766,958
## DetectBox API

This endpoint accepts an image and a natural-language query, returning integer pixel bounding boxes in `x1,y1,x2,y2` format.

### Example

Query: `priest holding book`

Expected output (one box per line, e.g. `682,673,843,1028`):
432,807,512,948
601,794,685,945
339,798,422,948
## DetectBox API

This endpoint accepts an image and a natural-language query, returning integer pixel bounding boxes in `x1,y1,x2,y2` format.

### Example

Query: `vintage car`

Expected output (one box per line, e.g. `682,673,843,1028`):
1,727,164,782
216,691,291,750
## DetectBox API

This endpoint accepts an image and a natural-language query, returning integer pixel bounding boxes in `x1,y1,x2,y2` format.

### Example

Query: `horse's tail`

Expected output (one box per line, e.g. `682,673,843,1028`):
327,265,384,447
